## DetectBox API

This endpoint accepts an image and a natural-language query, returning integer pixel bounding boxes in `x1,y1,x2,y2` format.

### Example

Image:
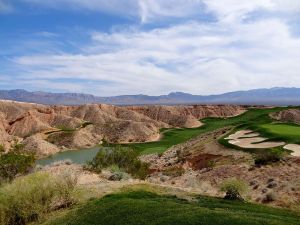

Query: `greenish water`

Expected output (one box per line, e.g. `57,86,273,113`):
37,146,100,166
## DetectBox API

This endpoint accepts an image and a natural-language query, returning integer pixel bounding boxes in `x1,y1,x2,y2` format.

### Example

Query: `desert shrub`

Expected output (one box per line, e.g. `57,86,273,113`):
220,178,248,201
81,121,93,128
86,146,150,180
108,164,123,173
207,160,216,169
0,145,5,154
0,172,77,225
263,192,277,203
11,142,25,153
254,148,284,165
56,125,76,132
127,159,149,180
0,152,35,182
107,165,131,181
108,171,132,181
162,166,185,178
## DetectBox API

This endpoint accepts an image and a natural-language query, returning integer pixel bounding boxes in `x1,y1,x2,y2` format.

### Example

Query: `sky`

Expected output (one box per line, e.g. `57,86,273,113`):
1,0,300,96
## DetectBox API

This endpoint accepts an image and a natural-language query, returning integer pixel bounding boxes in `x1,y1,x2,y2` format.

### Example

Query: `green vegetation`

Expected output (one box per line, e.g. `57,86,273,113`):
220,178,248,201
86,146,150,179
258,123,300,144
56,125,76,132
0,172,77,225
0,152,35,182
214,108,300,156
0,145,5,153
45,190,300,225
254,148,285,165
81,121,93,128
0,143,35,182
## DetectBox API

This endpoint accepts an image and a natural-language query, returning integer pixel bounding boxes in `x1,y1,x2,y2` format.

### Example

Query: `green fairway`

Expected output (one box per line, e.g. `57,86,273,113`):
44,191,300,225
115,107,286,154
259,123,300,142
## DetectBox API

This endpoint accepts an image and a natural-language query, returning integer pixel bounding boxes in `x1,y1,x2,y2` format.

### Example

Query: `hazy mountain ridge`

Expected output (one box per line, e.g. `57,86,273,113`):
0,87,299,105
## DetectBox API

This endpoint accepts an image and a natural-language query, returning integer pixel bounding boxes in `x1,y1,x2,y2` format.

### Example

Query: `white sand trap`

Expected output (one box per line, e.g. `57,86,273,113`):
284,144,300,157
227,130,285,149
225,130,259,140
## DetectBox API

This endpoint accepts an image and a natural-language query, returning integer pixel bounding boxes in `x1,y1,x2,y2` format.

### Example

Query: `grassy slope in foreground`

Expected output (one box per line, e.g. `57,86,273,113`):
117,107,285,155
45,191,300,225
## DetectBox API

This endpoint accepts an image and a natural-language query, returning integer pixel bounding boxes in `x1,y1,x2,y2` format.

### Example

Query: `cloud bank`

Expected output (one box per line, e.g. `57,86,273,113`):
2,0,300,95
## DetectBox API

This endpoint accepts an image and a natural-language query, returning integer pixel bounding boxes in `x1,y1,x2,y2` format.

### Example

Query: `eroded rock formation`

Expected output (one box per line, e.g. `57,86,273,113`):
0,100,246,158
271,109,300,124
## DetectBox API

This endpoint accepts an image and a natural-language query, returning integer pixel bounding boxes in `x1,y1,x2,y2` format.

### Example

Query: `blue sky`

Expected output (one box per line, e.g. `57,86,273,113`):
1,0,300,96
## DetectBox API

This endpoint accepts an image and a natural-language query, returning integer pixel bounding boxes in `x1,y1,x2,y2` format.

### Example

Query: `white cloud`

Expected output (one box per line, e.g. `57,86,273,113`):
203,0,300,23
271,0,300,12
12,13,300,95
137,0,205,23
4,1,300,95
203,0,273,23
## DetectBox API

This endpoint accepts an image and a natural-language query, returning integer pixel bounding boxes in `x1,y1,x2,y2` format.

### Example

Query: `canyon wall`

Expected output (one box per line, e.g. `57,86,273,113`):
0,100,246,158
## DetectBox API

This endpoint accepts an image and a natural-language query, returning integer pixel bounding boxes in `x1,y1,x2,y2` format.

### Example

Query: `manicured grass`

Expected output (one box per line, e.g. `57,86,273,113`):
258,123,300,144
115,107,286,154
44,191,300,225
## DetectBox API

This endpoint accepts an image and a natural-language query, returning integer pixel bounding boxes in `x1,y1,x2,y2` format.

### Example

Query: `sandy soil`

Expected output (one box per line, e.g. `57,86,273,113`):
225,130,259,140
284,144,300,157
227,130,285,149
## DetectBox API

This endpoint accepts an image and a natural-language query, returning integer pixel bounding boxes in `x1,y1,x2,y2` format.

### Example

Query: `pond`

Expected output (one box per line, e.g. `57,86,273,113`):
37,146,101,166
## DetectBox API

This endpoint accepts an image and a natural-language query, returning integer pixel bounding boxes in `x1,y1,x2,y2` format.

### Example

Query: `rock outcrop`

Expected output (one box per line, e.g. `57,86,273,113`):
0,100,246,158
22,134,60,157
271,109,300,124
127,105,245,128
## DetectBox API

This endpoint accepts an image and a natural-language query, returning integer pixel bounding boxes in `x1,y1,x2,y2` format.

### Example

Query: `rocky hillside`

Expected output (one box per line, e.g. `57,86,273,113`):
141,127,300,208
0,100,245,158
271,109,300,124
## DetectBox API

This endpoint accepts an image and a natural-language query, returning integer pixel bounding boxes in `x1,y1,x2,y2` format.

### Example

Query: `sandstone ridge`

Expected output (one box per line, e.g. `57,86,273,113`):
0,100,246,157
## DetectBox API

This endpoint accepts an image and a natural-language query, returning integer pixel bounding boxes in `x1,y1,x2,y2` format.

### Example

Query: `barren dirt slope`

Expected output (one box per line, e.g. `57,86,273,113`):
271,109,300,124
0,100,245,157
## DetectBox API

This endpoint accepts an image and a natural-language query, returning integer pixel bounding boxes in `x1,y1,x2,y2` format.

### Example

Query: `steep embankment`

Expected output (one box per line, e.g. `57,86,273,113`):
271,109,300,124
0,100,245,157
127,105,245,128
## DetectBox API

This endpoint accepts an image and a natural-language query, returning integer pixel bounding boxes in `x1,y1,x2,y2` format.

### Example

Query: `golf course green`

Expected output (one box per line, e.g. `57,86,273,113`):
119,107,299,154
258,123,300,144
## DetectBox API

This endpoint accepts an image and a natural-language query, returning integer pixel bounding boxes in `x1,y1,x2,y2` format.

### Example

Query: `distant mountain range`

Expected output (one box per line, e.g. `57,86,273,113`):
0,87,300,105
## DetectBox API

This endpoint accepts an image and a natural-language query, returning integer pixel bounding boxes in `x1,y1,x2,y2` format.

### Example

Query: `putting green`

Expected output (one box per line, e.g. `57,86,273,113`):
260,123,300,138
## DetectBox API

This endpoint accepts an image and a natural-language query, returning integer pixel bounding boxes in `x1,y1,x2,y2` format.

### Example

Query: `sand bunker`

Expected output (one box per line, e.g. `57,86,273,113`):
284,144,300,157
225,130,260,140
226,130,285,149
